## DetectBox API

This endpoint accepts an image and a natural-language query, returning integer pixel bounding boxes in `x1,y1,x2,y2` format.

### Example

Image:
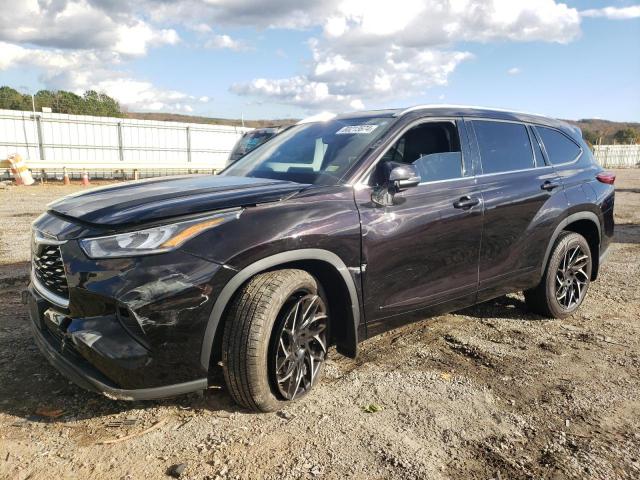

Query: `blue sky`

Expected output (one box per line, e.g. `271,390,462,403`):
1,0,638,121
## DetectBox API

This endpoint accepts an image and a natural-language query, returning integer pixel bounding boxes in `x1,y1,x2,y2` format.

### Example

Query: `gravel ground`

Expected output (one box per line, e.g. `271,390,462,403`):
0,171,639,480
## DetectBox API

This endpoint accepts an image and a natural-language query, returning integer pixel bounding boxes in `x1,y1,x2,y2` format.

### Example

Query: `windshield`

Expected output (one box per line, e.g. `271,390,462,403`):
222,117,393,185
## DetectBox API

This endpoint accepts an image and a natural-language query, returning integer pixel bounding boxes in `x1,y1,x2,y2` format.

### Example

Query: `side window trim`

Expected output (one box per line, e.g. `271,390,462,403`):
462,117,482,176
356,116,469,186
457,119,475,177
533,125,583,166
526,124,548,167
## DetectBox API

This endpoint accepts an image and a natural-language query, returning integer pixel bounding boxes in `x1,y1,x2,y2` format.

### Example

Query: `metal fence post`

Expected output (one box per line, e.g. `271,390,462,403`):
117,121,124,162
186,126,192,163
35,114,45,160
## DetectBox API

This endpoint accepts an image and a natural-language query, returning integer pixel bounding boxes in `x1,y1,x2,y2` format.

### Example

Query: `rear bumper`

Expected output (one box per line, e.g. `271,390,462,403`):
27,287,207,401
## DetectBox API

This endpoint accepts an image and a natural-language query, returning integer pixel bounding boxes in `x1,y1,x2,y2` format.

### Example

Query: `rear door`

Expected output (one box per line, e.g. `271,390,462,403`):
355,118,483,334
533,125,589,207
469,119,567,300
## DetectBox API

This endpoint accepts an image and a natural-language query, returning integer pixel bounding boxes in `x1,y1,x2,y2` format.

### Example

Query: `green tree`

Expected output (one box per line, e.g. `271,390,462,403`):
0,85,123,117
34,90,56,111
582,129,599,146
97,92,122,117
0,86,30,110
613,128,639,144
82,90,122,117
55,90,82,114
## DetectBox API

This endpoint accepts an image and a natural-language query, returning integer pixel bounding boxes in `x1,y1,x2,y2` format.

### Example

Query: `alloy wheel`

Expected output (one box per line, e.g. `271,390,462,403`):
273,293,328,400
555,245,589,309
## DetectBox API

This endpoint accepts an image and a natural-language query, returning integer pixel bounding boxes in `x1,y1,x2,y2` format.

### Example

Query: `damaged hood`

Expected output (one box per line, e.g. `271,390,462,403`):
48,175,306,227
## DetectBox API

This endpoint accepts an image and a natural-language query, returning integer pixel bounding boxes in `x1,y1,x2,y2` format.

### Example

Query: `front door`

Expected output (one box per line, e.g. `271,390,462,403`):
355,118,483,334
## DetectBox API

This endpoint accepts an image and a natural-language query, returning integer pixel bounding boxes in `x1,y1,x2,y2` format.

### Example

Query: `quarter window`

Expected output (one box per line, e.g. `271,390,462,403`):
536,126,582,165
473,121,534,174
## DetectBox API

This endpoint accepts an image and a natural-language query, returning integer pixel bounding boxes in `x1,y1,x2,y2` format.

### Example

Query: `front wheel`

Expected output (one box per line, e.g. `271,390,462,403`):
525,231,592,319
221,269,328,412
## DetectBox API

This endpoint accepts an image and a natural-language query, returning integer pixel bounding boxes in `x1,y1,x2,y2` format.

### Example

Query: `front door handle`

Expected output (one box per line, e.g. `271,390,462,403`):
541,180,560,191
453,196,480,209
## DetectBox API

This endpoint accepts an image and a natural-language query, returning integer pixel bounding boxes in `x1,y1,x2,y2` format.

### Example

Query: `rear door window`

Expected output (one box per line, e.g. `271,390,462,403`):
473,120,534,174
536,126,582,165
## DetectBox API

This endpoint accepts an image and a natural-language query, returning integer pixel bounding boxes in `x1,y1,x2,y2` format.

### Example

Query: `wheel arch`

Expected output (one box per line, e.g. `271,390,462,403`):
199,249,361,371
541,211,602,281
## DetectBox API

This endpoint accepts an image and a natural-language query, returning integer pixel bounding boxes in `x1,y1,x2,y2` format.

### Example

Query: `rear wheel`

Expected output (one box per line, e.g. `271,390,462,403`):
525,231,592,319
221,269,328,412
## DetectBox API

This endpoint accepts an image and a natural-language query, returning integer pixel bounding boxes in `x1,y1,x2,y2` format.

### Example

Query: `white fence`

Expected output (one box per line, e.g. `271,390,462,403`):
0,109,251,178
593,145,640,168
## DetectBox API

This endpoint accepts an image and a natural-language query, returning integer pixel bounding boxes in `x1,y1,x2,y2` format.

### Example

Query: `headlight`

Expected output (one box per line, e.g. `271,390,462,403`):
80,210,240,259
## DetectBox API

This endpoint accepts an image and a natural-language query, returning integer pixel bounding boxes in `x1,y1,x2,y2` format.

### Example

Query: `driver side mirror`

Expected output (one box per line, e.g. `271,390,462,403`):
388,162,421,192
371,161,422,207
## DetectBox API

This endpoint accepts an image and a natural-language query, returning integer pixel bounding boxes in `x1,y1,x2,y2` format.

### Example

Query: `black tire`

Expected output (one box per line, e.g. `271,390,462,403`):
221,269,328,412
524,231,592,319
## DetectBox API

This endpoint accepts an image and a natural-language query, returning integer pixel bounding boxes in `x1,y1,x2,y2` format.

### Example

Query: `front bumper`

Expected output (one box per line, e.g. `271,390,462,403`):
27,210,238,399
27,286,208,400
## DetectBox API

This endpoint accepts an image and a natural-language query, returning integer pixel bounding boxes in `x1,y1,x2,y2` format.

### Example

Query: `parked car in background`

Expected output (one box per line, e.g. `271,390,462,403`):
27,105,614,412
226,126,284,166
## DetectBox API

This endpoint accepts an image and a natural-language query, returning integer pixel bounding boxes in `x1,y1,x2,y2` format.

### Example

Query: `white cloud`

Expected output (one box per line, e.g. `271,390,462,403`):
232,0,582,110
0,42,98,74
113,22,180,57
87,78,198,112
0,0,179,57
146,0,334,30
204,34,248,51
0,1,200,112
581,6,640,20
508,67,522,75
1,0,634,114
0,41,205,113
231,49,472,110
190,23,213,33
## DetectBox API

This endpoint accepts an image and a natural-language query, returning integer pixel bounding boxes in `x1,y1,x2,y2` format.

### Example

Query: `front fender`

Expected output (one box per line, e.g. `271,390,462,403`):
199,248,362,370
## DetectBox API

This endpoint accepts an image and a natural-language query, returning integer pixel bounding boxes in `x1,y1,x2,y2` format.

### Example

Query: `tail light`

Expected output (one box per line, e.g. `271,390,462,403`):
596,172,616,185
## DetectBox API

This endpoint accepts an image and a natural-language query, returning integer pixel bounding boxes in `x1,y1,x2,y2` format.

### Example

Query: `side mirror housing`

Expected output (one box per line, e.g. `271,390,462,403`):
388,162,421,192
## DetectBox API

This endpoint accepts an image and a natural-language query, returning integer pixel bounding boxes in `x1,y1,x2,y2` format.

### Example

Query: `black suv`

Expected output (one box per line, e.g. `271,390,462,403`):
27,106,615,412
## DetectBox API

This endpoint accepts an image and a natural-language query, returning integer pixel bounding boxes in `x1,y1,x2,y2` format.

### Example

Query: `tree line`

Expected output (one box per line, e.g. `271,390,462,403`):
582,127,639,146
0,86,122,117
0,85,638,144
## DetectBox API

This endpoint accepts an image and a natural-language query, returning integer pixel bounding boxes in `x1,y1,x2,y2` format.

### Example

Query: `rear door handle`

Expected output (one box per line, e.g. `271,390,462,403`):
541,180,560,191
453,196,480,209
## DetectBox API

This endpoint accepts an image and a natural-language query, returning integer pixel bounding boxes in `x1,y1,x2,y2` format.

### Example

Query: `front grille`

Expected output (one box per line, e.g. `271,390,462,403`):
33,244,69,299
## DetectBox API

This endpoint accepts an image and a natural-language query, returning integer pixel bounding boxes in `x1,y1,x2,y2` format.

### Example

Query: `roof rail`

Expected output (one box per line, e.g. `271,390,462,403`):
393,104,546,118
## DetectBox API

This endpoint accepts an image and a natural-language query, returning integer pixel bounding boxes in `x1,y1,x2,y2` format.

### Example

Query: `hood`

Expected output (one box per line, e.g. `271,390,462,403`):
48,175,306,227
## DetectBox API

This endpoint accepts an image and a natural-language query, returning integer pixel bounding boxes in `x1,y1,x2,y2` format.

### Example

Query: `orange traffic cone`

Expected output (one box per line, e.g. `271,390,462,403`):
82,170,90,186
63,167,70,185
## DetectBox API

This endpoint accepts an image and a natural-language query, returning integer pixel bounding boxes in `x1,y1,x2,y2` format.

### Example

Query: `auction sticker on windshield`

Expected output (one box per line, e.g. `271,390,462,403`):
336,125,379,135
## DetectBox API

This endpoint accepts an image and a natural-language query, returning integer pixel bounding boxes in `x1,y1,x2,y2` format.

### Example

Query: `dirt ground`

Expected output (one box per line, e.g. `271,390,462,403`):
0,171,638,480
